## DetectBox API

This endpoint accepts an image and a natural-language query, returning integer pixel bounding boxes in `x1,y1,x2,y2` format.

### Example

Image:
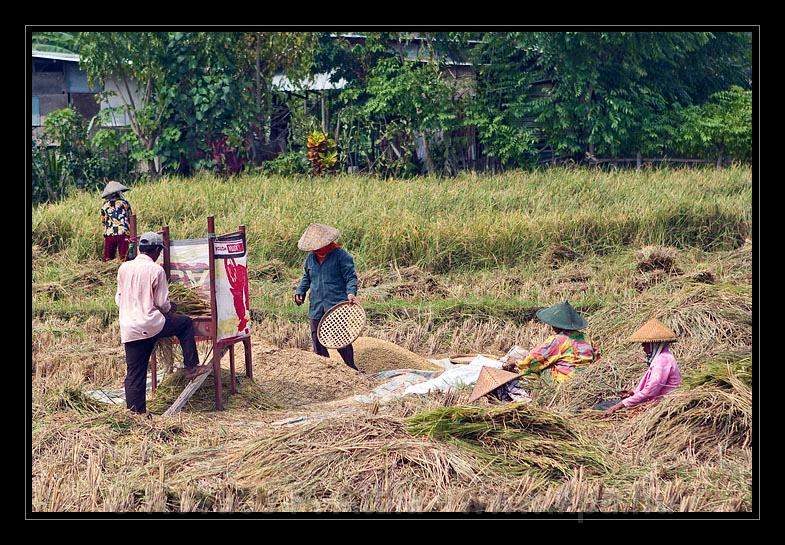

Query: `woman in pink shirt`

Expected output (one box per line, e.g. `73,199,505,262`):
604,318,682,415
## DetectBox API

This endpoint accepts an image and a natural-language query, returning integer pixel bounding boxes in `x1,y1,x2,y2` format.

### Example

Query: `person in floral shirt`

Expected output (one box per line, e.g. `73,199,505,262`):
100,181,132,262
503,300,599,383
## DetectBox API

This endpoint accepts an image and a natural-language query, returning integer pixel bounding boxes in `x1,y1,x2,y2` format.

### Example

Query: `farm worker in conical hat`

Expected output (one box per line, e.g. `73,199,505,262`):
116,232,210,414
602,318,682,415
100,180,133,262
502,300,598,383
293,224,360,371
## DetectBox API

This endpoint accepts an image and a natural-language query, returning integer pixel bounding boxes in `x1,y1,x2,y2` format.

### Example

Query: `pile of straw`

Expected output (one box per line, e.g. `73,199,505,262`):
147,368,279,414
33,259,117,300
406,402,609,478
636,245,681,274
178,415,488,511
248,259,287,282
359,266,447,300
541,244,581,269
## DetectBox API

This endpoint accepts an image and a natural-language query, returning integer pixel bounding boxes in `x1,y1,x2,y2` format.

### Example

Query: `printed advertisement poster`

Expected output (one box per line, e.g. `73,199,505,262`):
166,239,211,303
214,233,251,342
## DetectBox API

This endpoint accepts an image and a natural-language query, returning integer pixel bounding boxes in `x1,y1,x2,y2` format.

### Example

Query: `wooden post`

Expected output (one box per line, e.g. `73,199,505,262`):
636,152,642,171
229,344,236,394
208,216,223,411
321,94,327,133
162,225,171,281
243,337,253,380
130,214,137,242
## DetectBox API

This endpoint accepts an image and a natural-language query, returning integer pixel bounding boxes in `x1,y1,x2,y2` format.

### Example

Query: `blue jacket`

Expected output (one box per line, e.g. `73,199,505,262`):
295,247,358,320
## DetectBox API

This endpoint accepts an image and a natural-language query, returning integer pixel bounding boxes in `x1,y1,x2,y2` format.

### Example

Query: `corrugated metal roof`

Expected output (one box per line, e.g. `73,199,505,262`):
273,72,347,91
32,51,80,63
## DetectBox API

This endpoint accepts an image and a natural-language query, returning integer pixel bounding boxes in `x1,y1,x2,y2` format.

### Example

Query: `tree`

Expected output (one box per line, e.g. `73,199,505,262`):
676,86,752,165
463,32,751,163
31,31,79,54
77,32,319,177
462,32,543,169
77,32,170,177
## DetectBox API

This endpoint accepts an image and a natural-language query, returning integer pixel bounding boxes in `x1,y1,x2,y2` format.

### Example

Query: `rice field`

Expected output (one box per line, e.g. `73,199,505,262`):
30,167,754,514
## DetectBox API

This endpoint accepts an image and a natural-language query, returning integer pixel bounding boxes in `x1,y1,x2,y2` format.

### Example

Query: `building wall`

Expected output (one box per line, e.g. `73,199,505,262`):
32,58,131,130
99,77,144,127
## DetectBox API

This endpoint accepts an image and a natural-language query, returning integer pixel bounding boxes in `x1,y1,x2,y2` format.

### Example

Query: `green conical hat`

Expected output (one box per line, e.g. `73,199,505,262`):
535,300,587,331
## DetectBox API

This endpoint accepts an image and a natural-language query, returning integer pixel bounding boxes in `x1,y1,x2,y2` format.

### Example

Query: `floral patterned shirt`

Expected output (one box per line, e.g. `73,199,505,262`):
516,331,598,383
101,198,132,236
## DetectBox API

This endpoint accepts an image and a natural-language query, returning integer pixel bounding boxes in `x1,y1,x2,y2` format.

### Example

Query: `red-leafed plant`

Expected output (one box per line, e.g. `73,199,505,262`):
306,131,338,176
209,134,246,175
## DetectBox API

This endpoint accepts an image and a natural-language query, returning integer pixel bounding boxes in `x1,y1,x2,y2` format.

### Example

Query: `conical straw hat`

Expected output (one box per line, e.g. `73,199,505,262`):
535,300,587,330
298,223,339,251
101,180,130,198
469,367,521,403
628,318,678,343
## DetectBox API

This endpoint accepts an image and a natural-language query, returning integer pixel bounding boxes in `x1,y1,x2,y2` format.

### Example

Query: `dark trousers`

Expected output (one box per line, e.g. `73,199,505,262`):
103,234,130,261
123,312,199,413
310,318,357,370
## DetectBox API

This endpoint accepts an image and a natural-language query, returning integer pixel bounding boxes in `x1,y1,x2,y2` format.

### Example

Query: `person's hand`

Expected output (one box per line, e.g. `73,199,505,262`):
604,402,625,416
294,293,305,306
619,390,634,399
347,293,360,305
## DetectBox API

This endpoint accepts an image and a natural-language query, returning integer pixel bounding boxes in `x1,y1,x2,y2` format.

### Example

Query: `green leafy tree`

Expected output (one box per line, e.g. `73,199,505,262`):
77,32,170,177
31,31,78,54
676,86,752,165
462,32,751,164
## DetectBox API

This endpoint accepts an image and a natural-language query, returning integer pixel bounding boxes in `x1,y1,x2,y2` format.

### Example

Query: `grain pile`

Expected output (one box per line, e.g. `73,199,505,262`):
253,344,377,407
330,336,443,374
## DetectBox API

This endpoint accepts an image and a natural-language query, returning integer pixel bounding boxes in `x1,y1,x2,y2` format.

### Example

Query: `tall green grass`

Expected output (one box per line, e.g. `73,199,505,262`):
32,167,752,270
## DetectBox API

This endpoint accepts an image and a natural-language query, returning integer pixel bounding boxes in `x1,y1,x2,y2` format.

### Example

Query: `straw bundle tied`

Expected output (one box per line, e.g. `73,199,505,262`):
406,402,609,478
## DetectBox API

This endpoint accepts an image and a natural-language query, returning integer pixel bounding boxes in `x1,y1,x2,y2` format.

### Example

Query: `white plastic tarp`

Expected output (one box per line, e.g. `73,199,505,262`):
354,369,441,403
403,355,503,396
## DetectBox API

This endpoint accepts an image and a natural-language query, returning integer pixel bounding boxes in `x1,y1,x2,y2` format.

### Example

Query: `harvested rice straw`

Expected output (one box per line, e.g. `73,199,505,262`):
168,283,210,316
407,402,609,478
154,339,177,374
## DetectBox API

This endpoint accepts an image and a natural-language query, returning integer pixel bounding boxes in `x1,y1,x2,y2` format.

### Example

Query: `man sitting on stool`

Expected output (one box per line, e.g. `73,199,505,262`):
115,232,210,414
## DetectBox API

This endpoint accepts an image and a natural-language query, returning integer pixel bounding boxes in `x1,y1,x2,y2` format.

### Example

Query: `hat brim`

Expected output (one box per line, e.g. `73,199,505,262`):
535,309,587,331
468,368,520,403
297,225,339,251
101,183,130,198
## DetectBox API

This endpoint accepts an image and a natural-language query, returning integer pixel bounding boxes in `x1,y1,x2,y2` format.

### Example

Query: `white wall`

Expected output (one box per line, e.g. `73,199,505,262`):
100,77,145,127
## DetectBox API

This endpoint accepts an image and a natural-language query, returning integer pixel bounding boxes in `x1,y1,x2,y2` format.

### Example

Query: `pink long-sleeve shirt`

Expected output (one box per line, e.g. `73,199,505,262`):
115,253,171,343
622,347,682,408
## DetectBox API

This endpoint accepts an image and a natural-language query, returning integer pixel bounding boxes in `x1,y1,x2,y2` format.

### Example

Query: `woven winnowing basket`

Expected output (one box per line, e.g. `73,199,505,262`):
317,302,367,349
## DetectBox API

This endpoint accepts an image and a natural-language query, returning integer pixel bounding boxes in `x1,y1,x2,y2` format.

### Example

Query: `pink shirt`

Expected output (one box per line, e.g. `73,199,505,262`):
115,253,171,343
622,347,682,408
